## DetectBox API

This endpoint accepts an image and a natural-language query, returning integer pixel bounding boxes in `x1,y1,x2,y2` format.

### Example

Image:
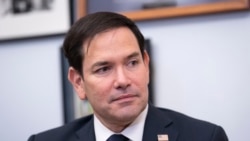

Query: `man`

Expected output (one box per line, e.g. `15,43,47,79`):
28,12,228,141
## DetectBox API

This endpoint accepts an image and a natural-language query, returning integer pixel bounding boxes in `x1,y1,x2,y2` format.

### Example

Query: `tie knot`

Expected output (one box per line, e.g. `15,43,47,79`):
107,134,129,141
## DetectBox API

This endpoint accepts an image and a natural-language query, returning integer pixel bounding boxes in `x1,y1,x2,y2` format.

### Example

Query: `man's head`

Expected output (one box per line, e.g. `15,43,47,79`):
63,12,150,132
63,12,145,76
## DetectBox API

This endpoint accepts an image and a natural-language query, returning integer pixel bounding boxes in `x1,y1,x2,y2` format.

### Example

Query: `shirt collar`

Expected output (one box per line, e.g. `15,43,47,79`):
94,104,148,141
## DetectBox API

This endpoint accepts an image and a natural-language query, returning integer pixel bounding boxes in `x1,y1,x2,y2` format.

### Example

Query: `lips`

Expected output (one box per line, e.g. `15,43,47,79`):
112,94,137,102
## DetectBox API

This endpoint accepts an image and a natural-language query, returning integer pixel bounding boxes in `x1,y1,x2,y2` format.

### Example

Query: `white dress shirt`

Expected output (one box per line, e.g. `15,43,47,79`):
94,104,148,141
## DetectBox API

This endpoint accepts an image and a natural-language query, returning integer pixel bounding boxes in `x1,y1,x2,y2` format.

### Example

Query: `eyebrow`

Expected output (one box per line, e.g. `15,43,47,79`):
91,52,141,69
91,61,110,69
127,52,140,59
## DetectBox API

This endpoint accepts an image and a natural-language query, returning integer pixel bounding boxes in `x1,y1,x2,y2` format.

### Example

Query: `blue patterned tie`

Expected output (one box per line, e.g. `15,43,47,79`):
106,134,129,141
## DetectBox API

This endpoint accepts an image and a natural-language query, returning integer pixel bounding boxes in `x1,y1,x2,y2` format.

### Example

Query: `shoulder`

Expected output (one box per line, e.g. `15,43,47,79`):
28,115,93,141
150,106,228,140
156,107,211,125
156,107,218,129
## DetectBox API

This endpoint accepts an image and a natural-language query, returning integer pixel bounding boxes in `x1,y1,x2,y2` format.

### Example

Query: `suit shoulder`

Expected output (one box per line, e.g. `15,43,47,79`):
157,108,223,130
155,107,228,140
157,108,212,124
28,115,93,141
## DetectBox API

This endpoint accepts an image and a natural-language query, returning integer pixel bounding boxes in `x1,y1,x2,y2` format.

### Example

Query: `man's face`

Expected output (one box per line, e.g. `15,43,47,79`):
76,27,149,128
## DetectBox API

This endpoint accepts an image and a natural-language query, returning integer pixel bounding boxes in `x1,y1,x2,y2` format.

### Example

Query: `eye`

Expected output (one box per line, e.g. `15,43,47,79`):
127,59,139,67
94,66,111,75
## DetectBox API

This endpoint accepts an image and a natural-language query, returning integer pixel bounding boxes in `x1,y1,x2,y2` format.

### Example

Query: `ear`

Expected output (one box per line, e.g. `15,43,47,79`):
143,50,150,83
143,50,150,70
68,67,86,100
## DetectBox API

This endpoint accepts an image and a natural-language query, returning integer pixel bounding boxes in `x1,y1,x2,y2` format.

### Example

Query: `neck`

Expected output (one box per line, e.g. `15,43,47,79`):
97,116,133,133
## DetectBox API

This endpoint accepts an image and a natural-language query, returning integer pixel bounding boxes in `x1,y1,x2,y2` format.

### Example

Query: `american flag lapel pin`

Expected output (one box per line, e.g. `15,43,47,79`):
157,134,169,141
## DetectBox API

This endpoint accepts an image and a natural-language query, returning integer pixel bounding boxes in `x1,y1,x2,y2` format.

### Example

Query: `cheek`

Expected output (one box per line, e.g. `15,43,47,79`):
84,79,112,101
133,70,149,86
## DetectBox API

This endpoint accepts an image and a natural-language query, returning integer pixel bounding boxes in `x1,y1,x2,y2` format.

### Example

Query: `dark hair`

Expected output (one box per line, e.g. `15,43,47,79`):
63,12,145,75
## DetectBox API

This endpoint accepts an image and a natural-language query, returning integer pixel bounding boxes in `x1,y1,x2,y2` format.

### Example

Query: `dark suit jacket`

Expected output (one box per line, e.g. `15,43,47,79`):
28,105,228,141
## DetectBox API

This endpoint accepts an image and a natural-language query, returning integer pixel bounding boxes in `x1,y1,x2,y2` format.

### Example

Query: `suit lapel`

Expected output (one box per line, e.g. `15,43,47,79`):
72,105,179,141
75,116,96,141
142,105,178,141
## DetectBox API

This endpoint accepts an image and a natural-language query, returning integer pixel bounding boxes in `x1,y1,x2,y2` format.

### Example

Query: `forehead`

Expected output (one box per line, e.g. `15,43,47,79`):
83,27,140,57
82,27,141,67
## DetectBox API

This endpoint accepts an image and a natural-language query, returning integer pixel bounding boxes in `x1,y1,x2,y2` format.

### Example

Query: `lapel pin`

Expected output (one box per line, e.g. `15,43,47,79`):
157,134,169,141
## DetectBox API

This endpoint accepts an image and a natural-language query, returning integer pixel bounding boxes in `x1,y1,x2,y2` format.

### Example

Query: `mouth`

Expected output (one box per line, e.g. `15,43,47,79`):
112,94,137,103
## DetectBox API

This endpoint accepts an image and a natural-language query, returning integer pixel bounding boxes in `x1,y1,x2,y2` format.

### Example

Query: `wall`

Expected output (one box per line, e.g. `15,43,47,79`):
0,37,64,141
138,11,250,141
0,11,249,141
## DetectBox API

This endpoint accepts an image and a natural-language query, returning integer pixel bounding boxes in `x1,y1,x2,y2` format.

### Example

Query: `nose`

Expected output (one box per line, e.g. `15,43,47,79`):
114,67,131,90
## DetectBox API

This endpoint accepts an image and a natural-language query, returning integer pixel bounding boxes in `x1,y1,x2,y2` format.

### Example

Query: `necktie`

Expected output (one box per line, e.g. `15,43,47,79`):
106,134,129,141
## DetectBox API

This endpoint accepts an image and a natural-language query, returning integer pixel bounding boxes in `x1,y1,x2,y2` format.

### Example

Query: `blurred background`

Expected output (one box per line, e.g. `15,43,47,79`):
0,0,250,141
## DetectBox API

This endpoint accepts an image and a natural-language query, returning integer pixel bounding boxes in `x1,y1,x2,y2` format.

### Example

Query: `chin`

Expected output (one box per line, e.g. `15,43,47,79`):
117,106,143,120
